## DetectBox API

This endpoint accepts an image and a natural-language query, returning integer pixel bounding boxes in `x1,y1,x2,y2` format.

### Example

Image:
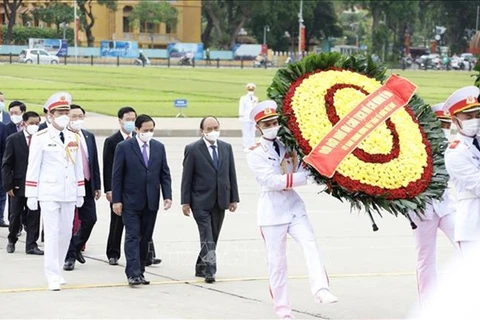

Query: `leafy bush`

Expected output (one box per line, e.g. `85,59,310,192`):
1,25,74,45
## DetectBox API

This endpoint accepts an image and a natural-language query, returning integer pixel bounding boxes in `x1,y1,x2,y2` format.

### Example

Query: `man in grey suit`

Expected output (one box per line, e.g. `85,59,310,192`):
181,116,239,283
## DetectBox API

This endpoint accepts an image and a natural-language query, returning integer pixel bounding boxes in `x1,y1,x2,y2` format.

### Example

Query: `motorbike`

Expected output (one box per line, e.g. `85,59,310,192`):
134,56,151,66
178,55,193,65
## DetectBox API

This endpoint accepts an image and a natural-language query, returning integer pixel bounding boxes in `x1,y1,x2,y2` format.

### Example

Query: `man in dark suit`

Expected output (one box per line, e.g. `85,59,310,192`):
6,101,26,137
112,114,172,286
104,106,137,265
0,92,8,227
181,116,240,283
2,111,43,254
64,105,102,270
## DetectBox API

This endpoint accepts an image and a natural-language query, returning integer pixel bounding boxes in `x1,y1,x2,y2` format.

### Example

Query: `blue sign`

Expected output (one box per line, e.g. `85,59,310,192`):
167,43,204,60
174,99,188,108
100,41,139,58
29,38,68,57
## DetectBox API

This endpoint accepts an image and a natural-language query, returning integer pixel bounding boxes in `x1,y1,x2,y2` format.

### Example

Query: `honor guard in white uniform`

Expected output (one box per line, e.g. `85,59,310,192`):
239,83,258,150
411,102,458,305
443,86,480,255
25,92,85,291
246,100,337,319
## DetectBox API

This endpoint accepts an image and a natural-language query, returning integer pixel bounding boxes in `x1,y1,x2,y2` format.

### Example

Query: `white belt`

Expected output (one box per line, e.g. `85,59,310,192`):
457,190,480,201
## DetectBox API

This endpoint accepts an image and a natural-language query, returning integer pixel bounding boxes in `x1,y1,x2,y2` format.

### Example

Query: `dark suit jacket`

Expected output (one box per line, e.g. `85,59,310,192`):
0,111,11,124
38,121,48,131
5,122,18,137
80,129,101,197
112,137,172,212
103,131,124,193
181,138,239,211
1,131,28,196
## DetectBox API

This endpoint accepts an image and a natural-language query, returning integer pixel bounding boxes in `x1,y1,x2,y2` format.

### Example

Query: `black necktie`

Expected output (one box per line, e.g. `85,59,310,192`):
210,145,219,169
273,140,280,156
473,138,480,151
59,131,65,143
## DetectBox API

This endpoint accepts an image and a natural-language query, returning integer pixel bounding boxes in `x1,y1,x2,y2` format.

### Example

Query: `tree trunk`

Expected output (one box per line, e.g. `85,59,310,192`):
204,1,222,44
370,4,382,55
79,0,95,46
229,15,247,49
4,0,23,45
201,11,213,48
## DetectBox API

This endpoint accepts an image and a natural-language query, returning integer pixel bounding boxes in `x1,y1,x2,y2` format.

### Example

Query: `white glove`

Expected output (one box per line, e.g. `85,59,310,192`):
27,198,38,211
76,197,84,208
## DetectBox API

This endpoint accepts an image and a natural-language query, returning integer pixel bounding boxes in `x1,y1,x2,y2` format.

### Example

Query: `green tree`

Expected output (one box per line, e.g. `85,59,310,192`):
129,0,178,48
32,0,74,38
77,0,117,47
3,0,24,44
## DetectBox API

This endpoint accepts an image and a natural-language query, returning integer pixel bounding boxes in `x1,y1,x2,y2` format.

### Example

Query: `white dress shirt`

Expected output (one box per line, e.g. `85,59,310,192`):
203,137,219,160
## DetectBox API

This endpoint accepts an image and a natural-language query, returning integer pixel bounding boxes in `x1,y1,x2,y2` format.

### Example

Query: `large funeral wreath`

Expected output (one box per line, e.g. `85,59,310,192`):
267,53,449,228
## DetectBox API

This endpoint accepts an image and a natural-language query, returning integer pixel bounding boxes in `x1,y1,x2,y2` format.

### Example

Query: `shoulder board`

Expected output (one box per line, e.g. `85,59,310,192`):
36,128,48,136
449,140,460,149
249,142,261,150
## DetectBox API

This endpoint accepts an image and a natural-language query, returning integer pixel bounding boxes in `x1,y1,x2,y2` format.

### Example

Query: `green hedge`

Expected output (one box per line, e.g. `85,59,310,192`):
1,25,74,45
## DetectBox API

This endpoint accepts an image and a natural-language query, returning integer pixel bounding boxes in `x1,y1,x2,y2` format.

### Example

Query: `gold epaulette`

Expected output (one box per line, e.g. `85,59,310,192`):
36,128,48,136
449,140,460,149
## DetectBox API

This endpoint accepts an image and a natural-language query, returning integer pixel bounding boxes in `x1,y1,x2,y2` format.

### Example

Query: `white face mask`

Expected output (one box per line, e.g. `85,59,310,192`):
457,118,480,137
0,102,4,111
70,120,84,131
139,131,153,143
205,130,220,142
262,126,280,140
11,114,23,125
54,115,70,129
247,91,255,96
442,128,451,138
26,124,39,135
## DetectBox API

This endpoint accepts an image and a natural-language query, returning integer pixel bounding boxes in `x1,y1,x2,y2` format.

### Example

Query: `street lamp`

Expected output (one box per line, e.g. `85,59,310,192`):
60,22,69,40
263,25,270,46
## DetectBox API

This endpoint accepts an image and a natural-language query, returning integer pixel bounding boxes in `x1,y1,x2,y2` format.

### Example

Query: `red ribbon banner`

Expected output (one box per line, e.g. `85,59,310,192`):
303,74,417,178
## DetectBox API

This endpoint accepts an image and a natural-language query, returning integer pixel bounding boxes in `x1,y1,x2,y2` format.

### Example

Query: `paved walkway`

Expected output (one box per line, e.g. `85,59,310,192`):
0,136,457,319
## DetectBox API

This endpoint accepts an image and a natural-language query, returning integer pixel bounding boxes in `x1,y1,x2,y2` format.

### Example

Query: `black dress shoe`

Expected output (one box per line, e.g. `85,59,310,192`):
76,250,86,264
26,247,44,255
127,277,141,286
145,258,162,266
0,220,9,228
63,260,75,271
108,257,119,265
139,275,150,285
205,276,216,284
6,242,15,253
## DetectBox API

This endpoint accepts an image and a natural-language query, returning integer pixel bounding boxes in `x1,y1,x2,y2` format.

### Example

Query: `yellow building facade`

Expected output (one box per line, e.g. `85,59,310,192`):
3,0,202,47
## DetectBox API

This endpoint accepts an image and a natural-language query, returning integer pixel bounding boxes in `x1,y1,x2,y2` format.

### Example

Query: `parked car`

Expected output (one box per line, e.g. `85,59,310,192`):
19,49,59,64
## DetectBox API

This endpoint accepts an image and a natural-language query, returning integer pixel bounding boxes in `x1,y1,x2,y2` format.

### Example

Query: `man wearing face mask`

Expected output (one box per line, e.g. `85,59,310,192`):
410,102,458,306
0,91,12,124
104,106,137,265
246,100,337,319
6,100,26,136
2,111,43,255
181,116,239,283
25,92,85,291
444,86,480,255
239,83,258,151
63,104,101,271
112,114,172,286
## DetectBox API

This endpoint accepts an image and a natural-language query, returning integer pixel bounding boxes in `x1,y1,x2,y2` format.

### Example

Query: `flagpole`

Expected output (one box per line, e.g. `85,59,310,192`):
74,0,78,64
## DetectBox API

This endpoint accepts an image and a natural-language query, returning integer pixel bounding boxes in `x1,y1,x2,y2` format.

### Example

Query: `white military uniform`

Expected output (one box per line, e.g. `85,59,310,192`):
25,92,85,290
239,83,258,150
410,103,458,305
246,101,333,319
443,86,480,254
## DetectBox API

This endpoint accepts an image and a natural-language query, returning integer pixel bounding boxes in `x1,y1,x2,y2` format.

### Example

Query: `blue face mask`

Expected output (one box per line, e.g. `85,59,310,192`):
123,121,135,133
